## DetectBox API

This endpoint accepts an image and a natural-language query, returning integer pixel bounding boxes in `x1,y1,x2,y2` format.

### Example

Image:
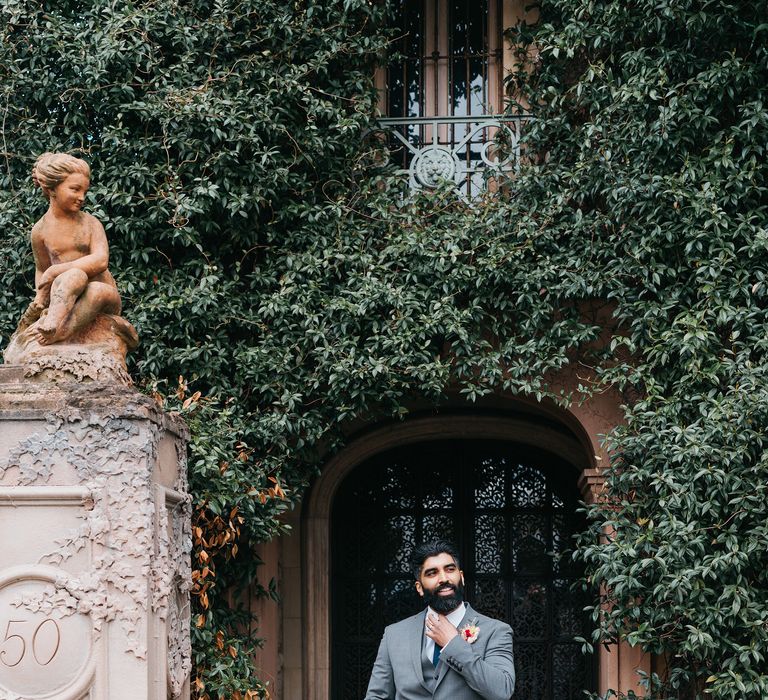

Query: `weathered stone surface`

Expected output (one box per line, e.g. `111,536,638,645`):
4,313,138,386
0,370,191,699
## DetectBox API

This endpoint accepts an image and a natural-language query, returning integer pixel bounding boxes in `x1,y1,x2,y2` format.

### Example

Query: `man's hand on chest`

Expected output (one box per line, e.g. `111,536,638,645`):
425,611,459,649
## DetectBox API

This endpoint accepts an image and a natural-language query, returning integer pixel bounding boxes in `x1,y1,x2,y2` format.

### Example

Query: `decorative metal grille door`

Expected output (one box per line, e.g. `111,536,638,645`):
331,439,595,699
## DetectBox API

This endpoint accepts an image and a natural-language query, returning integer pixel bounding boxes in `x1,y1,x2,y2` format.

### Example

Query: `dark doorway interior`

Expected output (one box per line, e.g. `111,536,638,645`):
331,438,596,699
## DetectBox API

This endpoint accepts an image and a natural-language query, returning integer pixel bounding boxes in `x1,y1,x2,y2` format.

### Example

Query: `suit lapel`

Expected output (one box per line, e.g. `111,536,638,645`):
434,604,473,691
410,609,431,694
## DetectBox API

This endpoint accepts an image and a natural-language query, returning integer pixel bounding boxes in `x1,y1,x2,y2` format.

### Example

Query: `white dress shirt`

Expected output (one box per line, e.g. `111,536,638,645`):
423,602,466,663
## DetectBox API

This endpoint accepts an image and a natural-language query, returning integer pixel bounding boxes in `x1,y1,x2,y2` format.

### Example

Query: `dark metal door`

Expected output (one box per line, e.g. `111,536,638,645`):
331,439,595,699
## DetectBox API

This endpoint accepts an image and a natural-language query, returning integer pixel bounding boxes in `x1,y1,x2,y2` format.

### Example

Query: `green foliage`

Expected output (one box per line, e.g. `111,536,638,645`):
510,0,768,697
0,0,391,696
1,0,767,697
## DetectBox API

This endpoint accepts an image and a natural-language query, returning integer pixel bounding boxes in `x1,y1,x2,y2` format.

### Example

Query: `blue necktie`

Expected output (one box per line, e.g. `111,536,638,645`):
432,644,441,666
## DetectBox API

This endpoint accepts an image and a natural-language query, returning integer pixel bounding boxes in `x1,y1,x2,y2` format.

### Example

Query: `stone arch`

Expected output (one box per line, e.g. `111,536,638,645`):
301,403,602,700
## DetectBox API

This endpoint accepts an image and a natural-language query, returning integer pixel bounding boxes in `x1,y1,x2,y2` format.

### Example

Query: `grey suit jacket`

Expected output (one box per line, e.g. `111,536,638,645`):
364,604,515,700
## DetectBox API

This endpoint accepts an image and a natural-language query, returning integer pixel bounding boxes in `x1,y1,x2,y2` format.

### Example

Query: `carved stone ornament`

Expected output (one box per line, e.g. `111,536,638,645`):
411,145,460,188
0,375,192,699
0,567,96,700
3,152,138,385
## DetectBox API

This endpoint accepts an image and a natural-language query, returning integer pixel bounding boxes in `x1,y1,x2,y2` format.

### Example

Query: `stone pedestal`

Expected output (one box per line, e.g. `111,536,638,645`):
0,366,191,700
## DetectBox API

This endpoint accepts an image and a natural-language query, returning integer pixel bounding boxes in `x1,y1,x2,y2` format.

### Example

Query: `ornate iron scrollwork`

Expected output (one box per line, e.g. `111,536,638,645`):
411,146,461,188
375,115,527,199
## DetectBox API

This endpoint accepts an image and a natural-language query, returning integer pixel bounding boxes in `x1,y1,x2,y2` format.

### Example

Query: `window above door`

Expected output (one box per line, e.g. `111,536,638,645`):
386,0,505,119
374,0,534,198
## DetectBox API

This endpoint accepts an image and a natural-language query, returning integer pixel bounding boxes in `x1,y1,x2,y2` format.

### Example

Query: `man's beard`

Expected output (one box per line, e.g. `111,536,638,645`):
423,581,464,614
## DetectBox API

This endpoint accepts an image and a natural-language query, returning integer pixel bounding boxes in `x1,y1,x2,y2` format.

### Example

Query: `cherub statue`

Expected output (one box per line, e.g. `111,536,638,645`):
4,152,138,381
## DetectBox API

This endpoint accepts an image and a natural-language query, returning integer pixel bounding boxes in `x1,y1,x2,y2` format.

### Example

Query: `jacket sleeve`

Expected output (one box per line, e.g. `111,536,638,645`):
439,622,515,700
364,626,396,699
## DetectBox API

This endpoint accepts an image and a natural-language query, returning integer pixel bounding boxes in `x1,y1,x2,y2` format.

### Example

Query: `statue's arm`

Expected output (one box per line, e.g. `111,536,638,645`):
31,224,52,306
71,216,110,278
38,215,110,286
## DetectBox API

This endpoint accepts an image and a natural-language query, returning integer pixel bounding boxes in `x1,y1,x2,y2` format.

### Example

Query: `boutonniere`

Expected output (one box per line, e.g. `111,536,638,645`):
459,617,480,644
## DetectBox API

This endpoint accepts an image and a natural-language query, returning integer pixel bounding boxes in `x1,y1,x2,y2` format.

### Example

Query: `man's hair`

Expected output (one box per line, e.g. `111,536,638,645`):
410,540,461,580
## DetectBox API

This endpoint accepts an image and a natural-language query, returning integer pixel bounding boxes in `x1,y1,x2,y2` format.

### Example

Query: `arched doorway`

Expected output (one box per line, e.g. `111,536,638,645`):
330,438,595,699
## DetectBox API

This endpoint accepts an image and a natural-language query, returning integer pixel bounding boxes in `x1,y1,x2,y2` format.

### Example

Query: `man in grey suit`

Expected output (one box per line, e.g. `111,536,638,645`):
364,540,515,700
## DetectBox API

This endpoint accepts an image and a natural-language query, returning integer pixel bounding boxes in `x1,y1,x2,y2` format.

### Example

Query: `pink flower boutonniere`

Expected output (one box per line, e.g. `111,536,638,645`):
460,618,480,644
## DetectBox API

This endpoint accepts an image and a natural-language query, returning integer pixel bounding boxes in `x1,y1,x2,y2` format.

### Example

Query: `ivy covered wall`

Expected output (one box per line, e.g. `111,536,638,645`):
0,0,766,698
520,1,768,698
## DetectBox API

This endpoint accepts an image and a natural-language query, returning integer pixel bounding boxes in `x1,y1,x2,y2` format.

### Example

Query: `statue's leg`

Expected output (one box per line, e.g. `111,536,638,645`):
36,268,89,343
54,281,121,342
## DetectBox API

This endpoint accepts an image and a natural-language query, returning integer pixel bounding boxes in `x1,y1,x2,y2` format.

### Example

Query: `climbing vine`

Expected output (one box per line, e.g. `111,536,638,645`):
511,1,768,697
0,0,766,698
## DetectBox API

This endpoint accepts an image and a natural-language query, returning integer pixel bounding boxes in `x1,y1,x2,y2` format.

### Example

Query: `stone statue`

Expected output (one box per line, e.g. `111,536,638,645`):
3,153,138,383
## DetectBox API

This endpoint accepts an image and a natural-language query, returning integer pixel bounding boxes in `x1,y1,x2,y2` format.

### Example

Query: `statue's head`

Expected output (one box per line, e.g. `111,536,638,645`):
32,152,91,200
